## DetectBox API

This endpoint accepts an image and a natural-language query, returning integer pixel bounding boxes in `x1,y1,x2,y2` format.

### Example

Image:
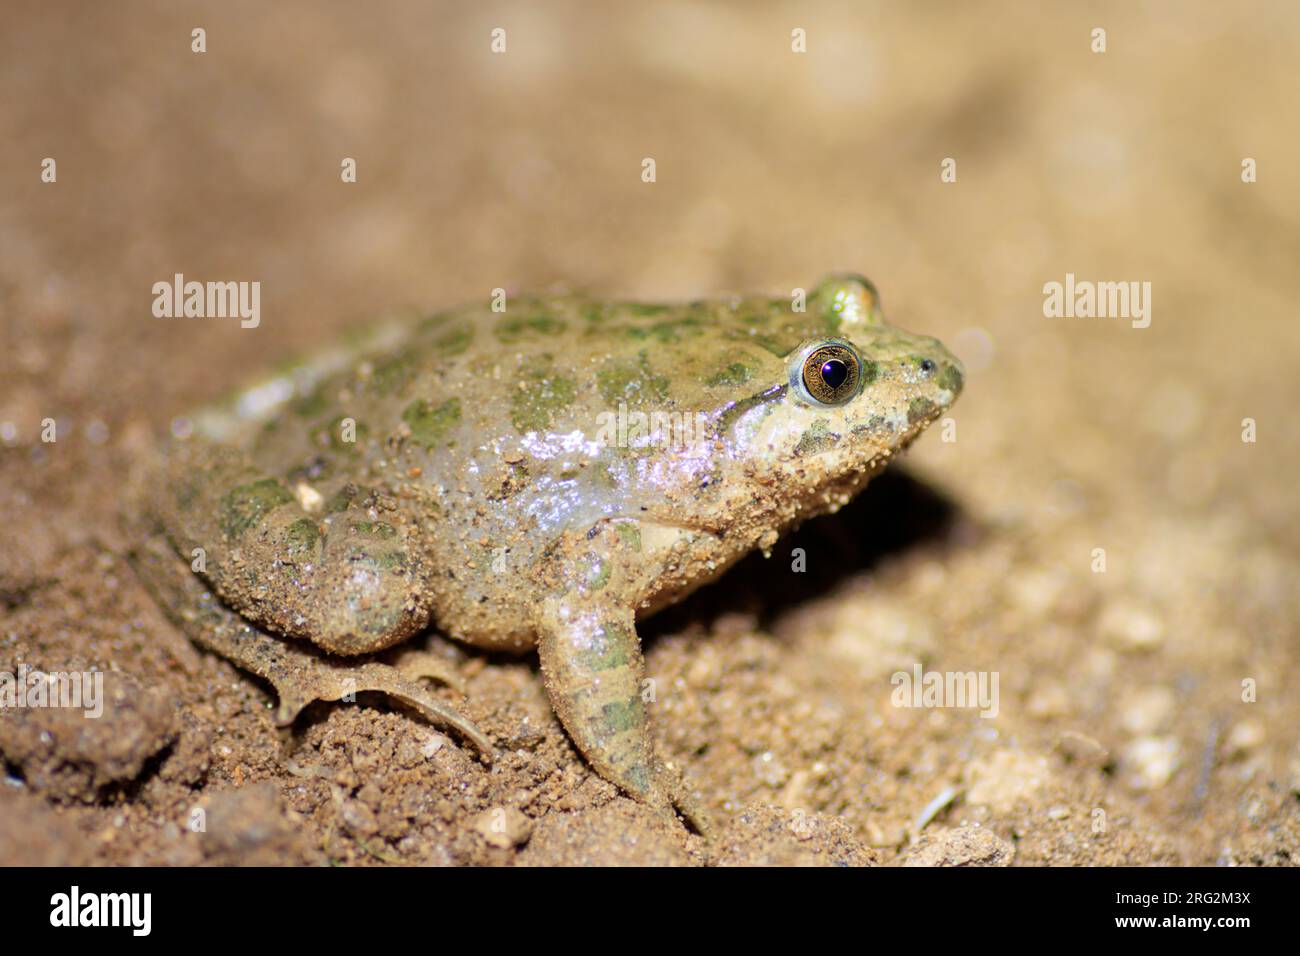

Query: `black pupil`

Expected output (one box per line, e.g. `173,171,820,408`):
920,359,935,373
820,359,848,390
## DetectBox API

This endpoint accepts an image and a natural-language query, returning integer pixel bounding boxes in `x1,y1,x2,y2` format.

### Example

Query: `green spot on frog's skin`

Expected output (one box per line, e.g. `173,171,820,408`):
597,351,670,406
614,521,642,552
292,388,332,420
402,397,461,448
220,478,292,538
417,312,453,333
866,414,891,434
600,696,645,734
325,485,357,514
938,364,963,393
624,762,652,794
376,550,407,571
495,314,567,343
795,418,837,456
908,397,938,425
350,521,397,539
705,362,754,388
285,517,321,556
370,353,418,395
434,325,474,356
749,334,799,357
624,303,672,317
581,629,629,670
860,359,880,387
624,316,704,343
510,373,577,433
733,321,821,357
733,300,853,357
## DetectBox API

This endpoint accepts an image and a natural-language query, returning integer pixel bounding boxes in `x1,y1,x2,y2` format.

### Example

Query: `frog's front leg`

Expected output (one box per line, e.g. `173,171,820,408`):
535,525,710,834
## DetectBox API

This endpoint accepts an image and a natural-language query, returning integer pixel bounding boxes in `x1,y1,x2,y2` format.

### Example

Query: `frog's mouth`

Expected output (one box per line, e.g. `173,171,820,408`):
817,451,895,500
806,412,939,499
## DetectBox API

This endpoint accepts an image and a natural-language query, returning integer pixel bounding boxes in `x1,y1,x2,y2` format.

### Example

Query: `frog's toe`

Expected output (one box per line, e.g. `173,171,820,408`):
662,766,713,839
390,646,468,695
283,659,495,759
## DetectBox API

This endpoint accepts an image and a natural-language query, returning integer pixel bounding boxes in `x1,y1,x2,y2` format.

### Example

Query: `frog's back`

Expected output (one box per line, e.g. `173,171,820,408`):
187,288,845,520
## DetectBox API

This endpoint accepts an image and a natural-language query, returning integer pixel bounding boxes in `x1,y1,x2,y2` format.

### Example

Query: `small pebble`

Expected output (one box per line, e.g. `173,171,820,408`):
1223,720,1264,757
1121,736,1180,791
339,798,378,838
1118,686,1176,735
903,826,1014,867
1054,730,1110,768
1098,600,1165,652
471,807,532,849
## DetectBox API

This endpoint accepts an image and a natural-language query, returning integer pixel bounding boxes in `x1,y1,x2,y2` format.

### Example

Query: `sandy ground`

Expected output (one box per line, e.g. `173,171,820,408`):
2,1,1298,866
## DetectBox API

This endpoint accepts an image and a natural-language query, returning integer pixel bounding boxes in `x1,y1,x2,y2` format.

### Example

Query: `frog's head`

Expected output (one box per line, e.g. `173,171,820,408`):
717,274,963,500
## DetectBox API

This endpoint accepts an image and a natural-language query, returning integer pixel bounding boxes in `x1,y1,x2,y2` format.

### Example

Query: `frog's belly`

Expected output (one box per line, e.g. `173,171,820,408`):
629,522,750,619
422,546,543,654
423,518,742,654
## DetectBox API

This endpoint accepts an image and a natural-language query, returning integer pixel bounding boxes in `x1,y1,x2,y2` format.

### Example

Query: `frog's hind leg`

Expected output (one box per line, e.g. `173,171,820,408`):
535,530,711,834
153,438,439,656
131,531,493,756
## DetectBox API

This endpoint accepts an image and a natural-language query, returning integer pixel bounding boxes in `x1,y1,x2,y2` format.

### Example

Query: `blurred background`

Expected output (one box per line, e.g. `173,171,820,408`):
1,1,1297,865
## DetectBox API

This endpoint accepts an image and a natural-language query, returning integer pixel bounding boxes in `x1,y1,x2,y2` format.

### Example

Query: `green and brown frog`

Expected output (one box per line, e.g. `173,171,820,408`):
132,274,963,831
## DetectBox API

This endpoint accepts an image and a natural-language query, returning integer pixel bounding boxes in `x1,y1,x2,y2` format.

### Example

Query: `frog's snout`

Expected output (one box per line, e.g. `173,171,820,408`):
924,339,964,403
936,355,964,399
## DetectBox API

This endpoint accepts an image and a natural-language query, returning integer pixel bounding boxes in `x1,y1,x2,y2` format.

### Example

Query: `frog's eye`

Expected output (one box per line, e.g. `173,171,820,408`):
791,340,863,406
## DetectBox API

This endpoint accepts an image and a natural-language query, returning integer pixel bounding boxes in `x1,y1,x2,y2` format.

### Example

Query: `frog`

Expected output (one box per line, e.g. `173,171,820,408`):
130,274,963,832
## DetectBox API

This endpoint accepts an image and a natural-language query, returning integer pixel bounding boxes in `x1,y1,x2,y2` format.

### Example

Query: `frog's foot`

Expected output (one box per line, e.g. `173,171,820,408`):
537,595,711,836
270,657,492,758
132,531,494,757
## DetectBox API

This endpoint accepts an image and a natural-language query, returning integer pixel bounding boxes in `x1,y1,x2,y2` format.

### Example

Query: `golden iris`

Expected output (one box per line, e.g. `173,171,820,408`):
800,343,861,405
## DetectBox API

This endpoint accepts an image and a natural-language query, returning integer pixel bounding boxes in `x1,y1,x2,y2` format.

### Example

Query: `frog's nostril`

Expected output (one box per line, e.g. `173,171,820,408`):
919,358,936,375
